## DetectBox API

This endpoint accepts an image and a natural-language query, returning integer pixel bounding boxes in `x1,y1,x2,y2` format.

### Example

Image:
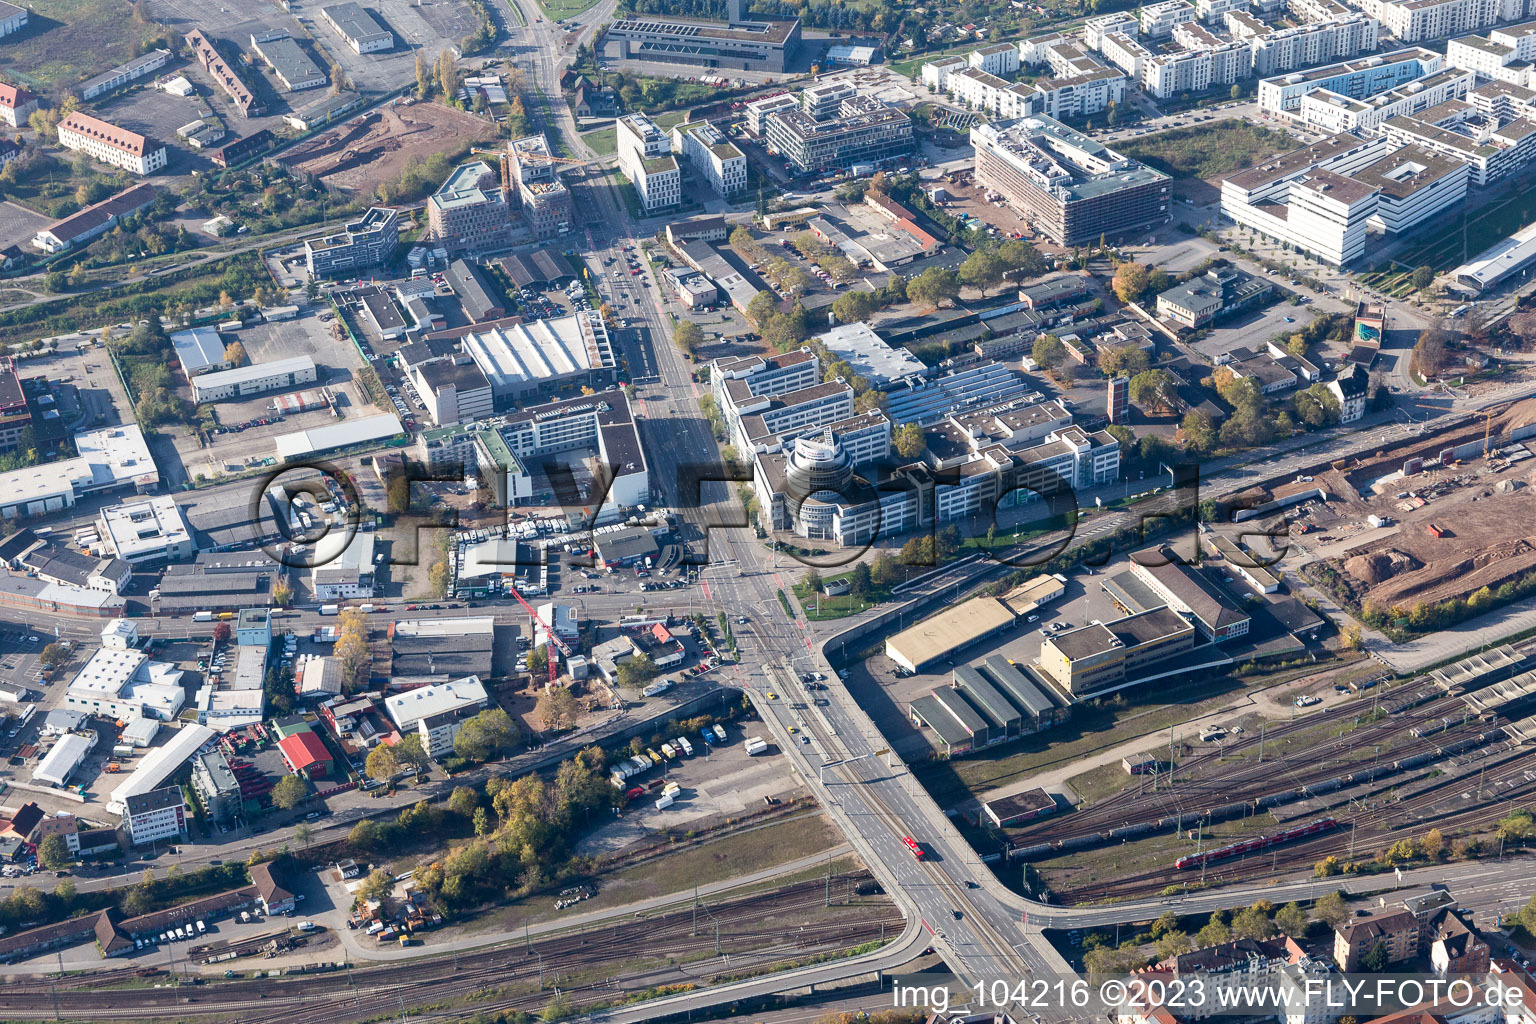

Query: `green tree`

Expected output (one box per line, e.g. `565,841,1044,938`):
615,652,659,690
1129,369,1180,414
674,320,703,356
1182,411,1217,452
447,786,479,818
359,868,394,906
37,834,71,870
271,773,308,810
998,238,1046,280
1231,905,1276,940
893,422,926,459
1156,929,1192,960
1151,911,1180,938
536,687,579,731
397,734,429,773
1032,335,1066,369
1361,940,1391,972
1410,265,1435,293
959,249,1006,296
1314,891,1349,929
39,643,67,669
1275,902,1309,937
745,289,779,329
526,644,549,677
1195,917,1232,947
453,708,519,762
850,562,873,601
831,289,877,324
386,472,412,514
907,267,960,309
870,551,898,585
804,568,824,593
293,822,313,849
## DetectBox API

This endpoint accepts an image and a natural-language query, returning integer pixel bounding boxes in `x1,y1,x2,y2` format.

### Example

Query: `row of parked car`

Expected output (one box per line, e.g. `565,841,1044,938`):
136,919,206,950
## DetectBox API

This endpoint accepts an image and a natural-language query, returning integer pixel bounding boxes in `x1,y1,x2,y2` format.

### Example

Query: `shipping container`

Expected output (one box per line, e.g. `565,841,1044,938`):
193,611,214,622
656,793,674,809
111,745,134,757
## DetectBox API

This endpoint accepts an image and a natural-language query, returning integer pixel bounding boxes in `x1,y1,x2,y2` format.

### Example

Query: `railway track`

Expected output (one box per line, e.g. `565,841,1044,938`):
1054,739,1536,903
0,875,901,1022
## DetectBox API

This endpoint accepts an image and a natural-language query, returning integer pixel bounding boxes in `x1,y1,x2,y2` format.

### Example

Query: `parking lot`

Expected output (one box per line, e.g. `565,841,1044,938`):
1186,300,1315,364
169,311,386,482
575,730,802,856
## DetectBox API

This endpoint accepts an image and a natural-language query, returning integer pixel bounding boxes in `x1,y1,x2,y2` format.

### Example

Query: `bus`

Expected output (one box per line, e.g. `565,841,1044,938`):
902,836,925,859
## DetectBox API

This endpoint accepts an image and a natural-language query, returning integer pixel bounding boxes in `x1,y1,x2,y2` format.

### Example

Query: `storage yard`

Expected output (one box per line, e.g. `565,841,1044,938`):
277,102,498,196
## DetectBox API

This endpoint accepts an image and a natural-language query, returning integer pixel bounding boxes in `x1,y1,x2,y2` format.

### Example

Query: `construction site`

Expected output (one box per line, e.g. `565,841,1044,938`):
278,100,498,195
1227,397,1536,617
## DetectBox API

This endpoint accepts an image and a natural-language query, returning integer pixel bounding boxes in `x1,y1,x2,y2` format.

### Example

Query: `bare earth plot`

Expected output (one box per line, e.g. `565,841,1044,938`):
278,102,498,197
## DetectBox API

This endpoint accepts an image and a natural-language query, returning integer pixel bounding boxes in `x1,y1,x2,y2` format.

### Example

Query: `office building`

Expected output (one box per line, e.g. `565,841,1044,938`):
600,13,800,72
311,531,375,599
507,134,574,239
304,206,399,277
745,91,799,134
250,31,326,91
190,750,242,823
672,121,747,197
78,49,173,101
384,676,489,758
320,2,393,53
1381,100,1536,185
617,114,681,212
411,356,494,426
764,95,913,173
1156,266,1274,327
95,496,195,565
57,112,167,176
971,116,1170,246
427,161,516,254
1038,607,1198,694
712,349,820,410
189,356,318,403
801,78,858,118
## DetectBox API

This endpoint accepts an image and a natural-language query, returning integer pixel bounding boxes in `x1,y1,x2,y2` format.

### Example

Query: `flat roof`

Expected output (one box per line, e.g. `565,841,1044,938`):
384,675,487,729
192,356,315,393
321,2,392,44
1225,132,1370,191
888,596,1017,670
817,322,927,386
910,694,972,746
1453,217,1536,289
172,327,226,375
273,413,403,460
107,724,216,815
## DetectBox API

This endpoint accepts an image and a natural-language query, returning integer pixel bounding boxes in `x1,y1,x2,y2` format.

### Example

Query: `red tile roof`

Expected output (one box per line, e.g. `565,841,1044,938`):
59,111,152,157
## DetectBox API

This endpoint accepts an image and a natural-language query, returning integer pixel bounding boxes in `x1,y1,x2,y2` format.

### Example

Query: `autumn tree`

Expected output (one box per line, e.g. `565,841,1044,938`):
454,708,519,762
1129,369,1180,414
525,645,548,677
1112,261,1151,304
334,631,370,690
674,320,703,356
959,249,1005,296
415,52,432,98
1032,335,1066,369
212,621,232,645
536,687,579,732
39,643,68,669
37,834,70,870
1314,891,1349,929
907,267,959,309
1274,902,1309,937
364,743,399,782
437,47,460,100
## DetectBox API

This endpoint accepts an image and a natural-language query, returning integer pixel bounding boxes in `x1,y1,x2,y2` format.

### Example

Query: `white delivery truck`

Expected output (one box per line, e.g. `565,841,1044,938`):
744,736,768,755
193,611,214,622
318,604,340,616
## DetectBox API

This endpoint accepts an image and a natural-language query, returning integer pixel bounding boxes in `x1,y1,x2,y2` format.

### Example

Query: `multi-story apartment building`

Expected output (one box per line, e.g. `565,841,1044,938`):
1102,32,1157,78
1085,11,1140,48
971,116,1170,246
1248,15,1380,75
507,134,574,239
1334,908,1418,970
1144,35,1250,98
1372,0,1527,43
303,206,399,277
57,112,167,176
1199,0,1252,22
0,358,29,454
764,95,913,172
190,750,242,823
1382,96,1536,184
617,113,681,212
671,121,747,197
427,160,516,254
384,676,488,758
122,786,187,846
1258,45,1442,111
1140,0,1199,36
185,29,265,117
970,41,1022,76
1298,66,1475,132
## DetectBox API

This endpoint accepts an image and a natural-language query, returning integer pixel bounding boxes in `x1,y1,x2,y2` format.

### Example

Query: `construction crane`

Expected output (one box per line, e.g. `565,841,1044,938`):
507,582,572,688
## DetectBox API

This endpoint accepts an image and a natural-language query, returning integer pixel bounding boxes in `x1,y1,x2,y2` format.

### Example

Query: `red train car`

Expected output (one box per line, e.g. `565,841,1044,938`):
1174,818,1337,870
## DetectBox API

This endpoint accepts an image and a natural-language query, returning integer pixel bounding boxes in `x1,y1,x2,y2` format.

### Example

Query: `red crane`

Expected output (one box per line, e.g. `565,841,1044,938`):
507,583,572,687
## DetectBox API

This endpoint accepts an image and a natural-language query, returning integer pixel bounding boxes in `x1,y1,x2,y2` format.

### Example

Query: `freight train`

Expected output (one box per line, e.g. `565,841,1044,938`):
1173,818,1338,870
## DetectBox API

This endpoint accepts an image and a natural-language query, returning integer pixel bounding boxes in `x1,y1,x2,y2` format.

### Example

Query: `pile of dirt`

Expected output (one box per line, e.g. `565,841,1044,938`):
1345,549,1422,585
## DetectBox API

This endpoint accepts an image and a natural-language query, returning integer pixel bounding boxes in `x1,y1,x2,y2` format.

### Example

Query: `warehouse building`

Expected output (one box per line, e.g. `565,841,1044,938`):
172,327,229,377
320,2,393,53
249,31,326,91
190,356,318,403
1130,546,1252,641
981,654,1067,732
95,496,195,565
982,788,1058,827
0,424,156,521
456,311,617,405
272,413,402,460
391,617,495,685
78,49,173,101
952,664,1022,738
33,733,95,789
105,724,215,816
446,258,505,322
885,575,1066,673
908,694,976,757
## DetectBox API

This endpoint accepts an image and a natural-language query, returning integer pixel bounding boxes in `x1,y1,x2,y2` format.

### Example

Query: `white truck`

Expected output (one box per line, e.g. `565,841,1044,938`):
676,736,693,756
744,736,768,755
641,679,672,698
318,604,340,616
193,611,214,622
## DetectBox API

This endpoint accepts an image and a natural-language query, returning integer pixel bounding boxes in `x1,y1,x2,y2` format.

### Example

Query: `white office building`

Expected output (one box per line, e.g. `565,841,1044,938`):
190,356,318,403
617,113,681,213
671,121,748,197
384,675,490,758
95,495,195,564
